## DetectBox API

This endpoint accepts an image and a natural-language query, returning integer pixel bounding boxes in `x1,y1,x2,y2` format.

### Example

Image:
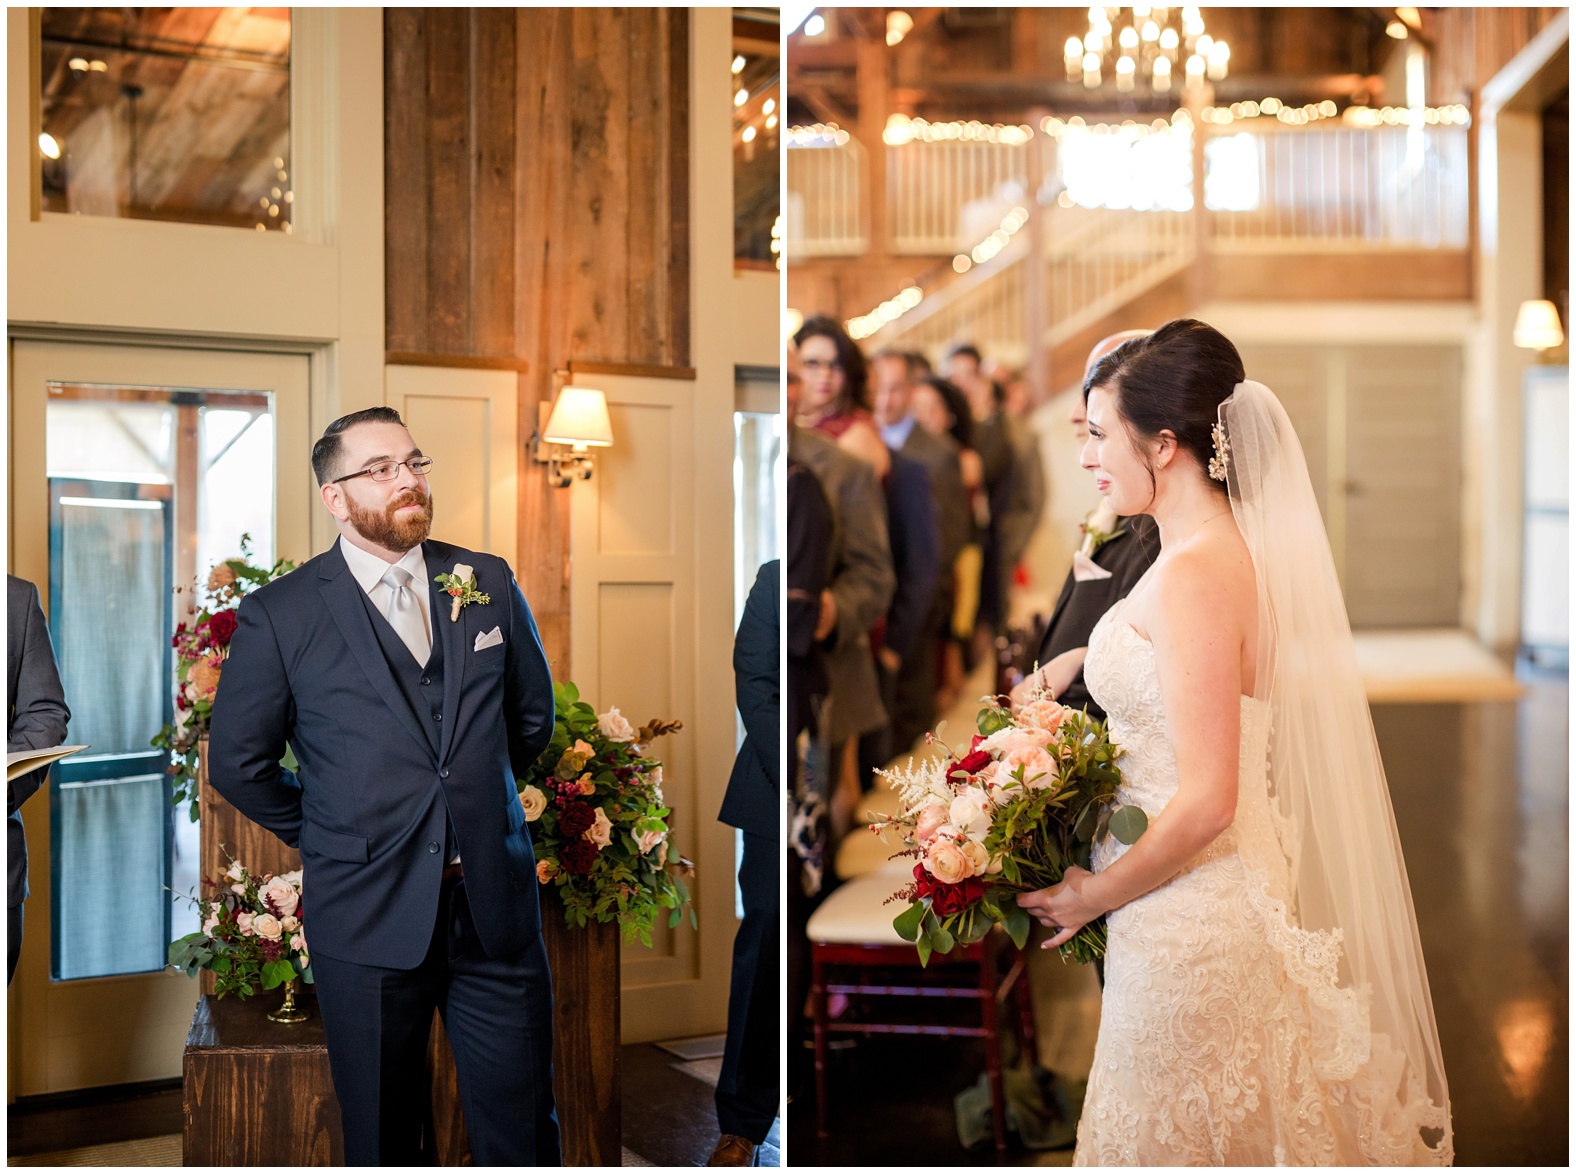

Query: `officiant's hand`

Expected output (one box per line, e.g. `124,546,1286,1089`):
1017,865,1102,949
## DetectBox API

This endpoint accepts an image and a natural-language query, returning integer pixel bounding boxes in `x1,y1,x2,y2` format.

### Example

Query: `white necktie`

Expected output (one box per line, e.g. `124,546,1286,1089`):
382,565,431,667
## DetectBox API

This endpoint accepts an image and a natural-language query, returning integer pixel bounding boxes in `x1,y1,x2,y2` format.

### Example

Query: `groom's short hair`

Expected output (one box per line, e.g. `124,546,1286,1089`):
312,406,408,485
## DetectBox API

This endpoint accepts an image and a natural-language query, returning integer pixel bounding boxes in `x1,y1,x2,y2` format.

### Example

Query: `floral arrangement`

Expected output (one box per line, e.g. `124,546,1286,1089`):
152,535,296,816
169,858,312,998
873,692,1147,965
518,681,695,947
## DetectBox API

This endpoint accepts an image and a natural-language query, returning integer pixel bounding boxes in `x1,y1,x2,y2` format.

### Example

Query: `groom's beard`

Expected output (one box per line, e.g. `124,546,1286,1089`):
345,487,434,553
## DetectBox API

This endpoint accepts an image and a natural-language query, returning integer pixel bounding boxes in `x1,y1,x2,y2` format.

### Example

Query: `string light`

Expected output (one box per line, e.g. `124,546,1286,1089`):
880,114,1033,146
846,285,924,342
731,54,746,74
787,122,851,147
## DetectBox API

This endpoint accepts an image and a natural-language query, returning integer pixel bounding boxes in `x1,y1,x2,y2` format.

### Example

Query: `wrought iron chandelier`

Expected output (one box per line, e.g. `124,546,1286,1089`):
1063,6,1229,94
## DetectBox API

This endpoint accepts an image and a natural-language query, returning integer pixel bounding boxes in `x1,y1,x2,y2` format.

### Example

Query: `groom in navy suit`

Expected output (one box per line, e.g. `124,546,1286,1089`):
209,406,559,1165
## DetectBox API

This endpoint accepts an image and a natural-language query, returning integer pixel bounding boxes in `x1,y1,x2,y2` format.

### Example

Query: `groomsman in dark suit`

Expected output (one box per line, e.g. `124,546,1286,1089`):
209,406,559,1165
709,559,781,1167
1011,331,1157,723
7,575,70,984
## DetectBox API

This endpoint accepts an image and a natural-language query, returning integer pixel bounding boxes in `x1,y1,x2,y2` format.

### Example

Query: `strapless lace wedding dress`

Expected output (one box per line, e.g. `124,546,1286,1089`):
1073,608,1450,1166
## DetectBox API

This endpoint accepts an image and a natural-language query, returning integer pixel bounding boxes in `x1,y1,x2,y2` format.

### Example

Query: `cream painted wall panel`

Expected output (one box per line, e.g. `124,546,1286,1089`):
385,366,519,568
730,269,785,368
598,404,675,557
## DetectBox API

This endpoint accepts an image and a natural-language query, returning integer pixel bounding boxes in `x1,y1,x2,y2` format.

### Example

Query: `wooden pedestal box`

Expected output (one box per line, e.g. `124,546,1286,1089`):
185,743,620,1165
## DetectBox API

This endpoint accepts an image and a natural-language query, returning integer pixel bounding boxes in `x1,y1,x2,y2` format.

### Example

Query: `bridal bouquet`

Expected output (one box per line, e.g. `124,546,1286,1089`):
152,534,297,816
518,681,695,948
874,695,1147,965
168,858,312,998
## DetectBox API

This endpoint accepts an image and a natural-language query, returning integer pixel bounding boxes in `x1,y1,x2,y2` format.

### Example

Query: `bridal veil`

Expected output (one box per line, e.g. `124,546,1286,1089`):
1220,380,1452,1163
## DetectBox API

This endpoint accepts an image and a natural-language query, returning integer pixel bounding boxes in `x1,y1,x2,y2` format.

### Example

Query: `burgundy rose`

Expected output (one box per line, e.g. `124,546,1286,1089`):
929,876,987,917
206,610,239,648
560,839,598,875
956,749,992,776
558,802,595,839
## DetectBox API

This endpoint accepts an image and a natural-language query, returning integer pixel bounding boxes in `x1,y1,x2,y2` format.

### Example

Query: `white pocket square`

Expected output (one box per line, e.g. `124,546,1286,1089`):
1072,551,1114,583
473,627,504,651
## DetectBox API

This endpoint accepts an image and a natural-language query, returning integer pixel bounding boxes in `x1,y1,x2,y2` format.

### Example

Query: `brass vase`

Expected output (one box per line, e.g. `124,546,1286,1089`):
267,977,310,1023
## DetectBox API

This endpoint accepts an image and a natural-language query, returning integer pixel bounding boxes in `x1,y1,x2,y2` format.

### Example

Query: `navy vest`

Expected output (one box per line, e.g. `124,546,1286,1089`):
357,577,457,854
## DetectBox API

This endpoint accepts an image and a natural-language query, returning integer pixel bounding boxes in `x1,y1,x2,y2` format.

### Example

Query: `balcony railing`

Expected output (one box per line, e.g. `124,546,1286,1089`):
786,120,1470,258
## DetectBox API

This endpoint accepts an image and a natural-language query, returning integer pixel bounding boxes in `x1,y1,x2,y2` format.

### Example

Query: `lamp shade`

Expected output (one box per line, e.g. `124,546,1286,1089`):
543,386,614,448
1513,300,1565,350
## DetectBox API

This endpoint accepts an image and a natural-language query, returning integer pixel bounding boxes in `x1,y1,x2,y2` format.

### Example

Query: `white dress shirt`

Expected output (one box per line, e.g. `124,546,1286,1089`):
338,536,433,655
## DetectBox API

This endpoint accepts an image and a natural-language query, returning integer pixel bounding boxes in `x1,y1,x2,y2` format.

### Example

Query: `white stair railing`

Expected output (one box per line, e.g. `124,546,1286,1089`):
868,205,1195,363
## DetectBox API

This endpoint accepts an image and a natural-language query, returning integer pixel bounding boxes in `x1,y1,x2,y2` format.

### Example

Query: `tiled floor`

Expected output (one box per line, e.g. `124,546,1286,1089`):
790,658,1569,1165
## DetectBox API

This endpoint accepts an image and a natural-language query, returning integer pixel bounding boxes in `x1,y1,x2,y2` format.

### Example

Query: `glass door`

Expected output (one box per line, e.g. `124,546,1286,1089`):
9,340,309,1094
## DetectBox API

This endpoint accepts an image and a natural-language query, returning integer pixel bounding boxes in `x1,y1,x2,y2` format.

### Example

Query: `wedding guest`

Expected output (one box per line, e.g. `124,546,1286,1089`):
709,559,781,1167
871,350,966,752
856,443,941,792
209,407,559,1165
995,369,1047,590
786,339,894,846
912,375,986,707
785,350,836,1107
7,575,70,985
794,316,889,476
945,343,1015,639
1010,330,1157,722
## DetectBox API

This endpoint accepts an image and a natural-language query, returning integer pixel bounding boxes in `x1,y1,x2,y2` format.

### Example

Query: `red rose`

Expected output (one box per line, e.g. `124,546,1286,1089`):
957,749,992,775
558,802,595,838
930,882,968,916
560,839,598,875
206,610,239,648
930,877,987,917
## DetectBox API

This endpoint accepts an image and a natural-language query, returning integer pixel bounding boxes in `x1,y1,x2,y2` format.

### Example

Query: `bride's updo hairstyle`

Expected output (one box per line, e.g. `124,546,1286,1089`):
1083,318,1245,496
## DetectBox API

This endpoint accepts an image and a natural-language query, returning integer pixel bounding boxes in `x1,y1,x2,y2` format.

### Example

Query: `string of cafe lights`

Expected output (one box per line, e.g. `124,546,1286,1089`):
845,206,1030,339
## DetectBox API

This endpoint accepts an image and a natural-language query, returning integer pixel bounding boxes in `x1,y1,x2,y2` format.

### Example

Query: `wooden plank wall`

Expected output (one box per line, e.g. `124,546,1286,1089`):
1429,8,1565,104
384,9,691,670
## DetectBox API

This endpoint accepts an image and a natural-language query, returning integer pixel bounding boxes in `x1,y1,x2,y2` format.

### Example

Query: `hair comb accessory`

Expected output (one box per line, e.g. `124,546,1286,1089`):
1208,421,1231,481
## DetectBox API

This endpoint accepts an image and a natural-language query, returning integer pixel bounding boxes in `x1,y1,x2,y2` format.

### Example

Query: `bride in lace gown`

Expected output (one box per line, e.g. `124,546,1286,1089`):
1017,321,1452,1165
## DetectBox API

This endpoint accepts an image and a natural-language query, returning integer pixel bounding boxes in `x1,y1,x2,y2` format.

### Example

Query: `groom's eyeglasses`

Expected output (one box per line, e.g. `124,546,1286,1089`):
332,456,435,484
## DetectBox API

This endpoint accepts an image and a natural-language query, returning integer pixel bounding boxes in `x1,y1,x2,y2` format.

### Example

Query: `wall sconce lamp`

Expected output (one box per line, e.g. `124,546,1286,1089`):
1513,300,1565,352
531,384,614,488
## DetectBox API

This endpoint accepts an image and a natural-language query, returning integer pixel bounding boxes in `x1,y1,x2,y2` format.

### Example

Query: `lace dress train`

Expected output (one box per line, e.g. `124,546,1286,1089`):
1073,611,1449,1166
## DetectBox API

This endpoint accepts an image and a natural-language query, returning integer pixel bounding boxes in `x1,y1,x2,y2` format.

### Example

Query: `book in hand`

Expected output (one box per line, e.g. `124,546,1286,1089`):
7,745,88,783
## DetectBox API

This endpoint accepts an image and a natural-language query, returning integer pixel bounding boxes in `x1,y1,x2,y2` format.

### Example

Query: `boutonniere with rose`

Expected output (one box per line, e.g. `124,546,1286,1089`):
1078,501,1126,558
434,563,490,622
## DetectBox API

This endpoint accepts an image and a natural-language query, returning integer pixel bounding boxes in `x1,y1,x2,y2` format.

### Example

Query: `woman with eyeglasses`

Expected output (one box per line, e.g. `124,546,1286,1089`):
791,316,890,477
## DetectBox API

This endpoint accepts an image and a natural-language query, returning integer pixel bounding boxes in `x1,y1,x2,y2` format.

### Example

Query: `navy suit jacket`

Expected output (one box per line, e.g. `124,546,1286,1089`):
208,538,555,969
8,576,70,909
883,450,942,664
719,561,779,841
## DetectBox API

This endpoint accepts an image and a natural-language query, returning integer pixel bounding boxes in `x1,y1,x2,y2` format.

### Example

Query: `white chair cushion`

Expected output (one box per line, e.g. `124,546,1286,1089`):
807,863,917,946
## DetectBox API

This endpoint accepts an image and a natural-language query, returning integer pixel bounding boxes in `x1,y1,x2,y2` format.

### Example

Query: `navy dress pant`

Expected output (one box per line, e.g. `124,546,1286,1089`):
311,874,560,1166
715,830,781,1143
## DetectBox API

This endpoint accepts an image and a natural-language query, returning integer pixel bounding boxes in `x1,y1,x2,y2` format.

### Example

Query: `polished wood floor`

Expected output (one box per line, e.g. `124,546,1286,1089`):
788,661,1569,1165
7,1042,781,1166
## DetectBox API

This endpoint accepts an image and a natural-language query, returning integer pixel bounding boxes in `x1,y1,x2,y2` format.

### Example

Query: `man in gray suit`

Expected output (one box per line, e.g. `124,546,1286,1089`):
7,575,70,984
871,349,967,752
786,344,894,843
